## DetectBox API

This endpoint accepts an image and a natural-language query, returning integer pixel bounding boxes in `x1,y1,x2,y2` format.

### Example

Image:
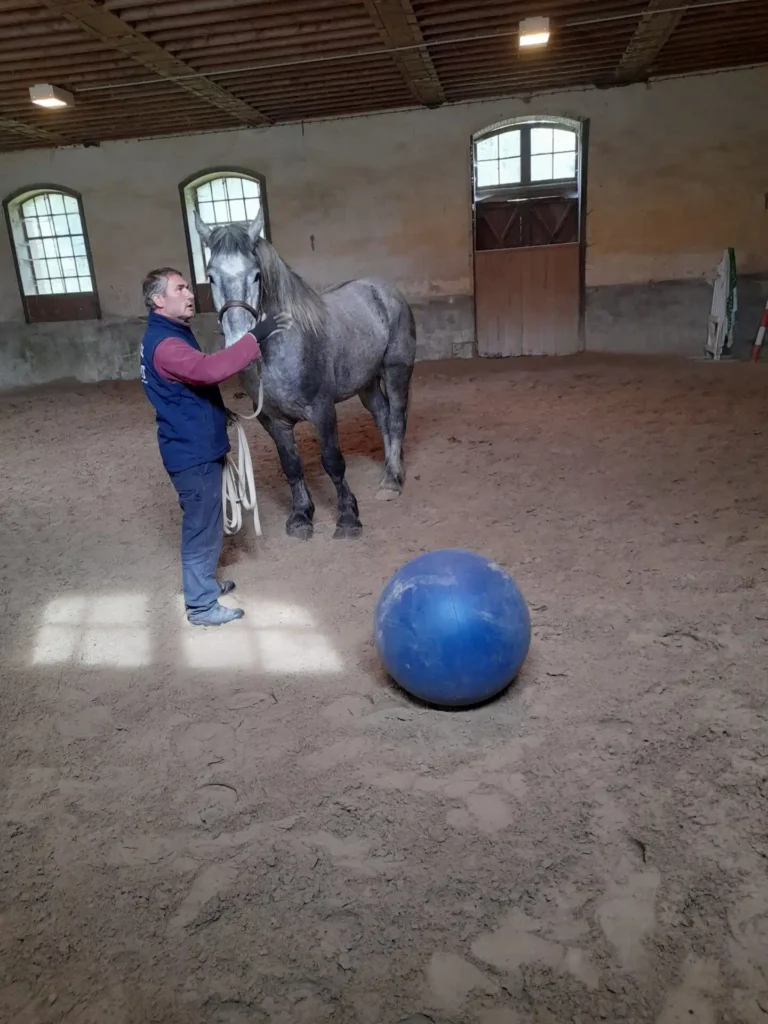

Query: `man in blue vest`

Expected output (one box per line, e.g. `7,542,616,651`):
140,267,289,627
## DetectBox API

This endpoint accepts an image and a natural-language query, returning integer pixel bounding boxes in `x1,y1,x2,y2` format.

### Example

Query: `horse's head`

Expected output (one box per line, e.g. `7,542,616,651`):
194,209,265,348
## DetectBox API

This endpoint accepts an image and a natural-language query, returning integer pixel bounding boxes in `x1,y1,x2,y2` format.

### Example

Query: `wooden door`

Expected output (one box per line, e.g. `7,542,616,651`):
474,195,582,357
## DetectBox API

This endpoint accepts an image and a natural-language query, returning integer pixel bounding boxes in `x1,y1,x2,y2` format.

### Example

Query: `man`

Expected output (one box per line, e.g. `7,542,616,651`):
139,267,289,627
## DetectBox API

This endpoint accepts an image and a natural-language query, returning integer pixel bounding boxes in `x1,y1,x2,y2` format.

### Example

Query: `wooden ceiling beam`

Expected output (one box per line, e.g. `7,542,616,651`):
38,0,271,127
0,115,70,146
360,0,445,107
610,0,692,83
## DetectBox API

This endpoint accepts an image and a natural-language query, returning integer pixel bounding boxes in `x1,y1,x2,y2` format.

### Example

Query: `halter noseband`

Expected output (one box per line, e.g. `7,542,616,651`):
217,299,261,325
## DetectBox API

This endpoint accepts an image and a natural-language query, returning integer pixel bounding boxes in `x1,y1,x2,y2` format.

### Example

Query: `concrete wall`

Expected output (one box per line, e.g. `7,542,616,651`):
1,65,767,388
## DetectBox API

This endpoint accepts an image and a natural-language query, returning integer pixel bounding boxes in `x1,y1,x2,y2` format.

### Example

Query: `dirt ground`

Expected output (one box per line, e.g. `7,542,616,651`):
1,353,768,1024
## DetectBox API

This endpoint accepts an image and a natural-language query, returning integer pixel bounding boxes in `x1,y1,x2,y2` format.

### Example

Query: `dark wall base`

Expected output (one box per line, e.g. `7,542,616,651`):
585,275,768,359
0,295,475,391
2,278,767,391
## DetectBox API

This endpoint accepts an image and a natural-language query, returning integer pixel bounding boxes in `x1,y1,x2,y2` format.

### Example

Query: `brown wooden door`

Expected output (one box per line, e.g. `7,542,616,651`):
474,195,582,357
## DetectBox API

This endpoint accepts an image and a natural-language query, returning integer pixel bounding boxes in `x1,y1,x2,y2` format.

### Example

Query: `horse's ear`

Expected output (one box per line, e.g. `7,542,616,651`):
194,209,213,245
248,209,265,248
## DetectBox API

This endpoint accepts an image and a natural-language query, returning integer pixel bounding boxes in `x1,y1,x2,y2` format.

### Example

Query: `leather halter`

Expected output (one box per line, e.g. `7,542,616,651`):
217,299,261,325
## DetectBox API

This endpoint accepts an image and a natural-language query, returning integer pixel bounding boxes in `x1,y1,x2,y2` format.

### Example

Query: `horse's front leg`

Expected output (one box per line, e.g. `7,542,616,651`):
257,412,315,540
312,401,362,539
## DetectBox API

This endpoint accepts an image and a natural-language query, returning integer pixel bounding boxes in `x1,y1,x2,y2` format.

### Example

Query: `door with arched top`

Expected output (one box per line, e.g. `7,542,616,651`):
472,117,586,357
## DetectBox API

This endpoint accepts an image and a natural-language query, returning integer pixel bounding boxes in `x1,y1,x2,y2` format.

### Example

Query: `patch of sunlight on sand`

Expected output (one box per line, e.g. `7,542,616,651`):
33,593,150,667
180,597,343,673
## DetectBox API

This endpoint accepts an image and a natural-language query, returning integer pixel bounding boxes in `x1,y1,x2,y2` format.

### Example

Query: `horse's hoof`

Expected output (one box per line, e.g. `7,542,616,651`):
333,519,363,540
375,485,400,502
286,516,314,540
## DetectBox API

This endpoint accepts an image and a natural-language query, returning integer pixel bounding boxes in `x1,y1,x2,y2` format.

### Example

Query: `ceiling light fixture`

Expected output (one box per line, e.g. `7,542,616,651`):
29,84,74,109
519,16,551,48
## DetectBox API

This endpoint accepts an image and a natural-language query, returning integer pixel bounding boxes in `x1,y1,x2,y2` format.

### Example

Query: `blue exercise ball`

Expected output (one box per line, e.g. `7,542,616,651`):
374,548,531,708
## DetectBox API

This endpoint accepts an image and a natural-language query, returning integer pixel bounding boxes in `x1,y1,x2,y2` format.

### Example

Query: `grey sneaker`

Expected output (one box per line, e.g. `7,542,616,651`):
188,603,245,627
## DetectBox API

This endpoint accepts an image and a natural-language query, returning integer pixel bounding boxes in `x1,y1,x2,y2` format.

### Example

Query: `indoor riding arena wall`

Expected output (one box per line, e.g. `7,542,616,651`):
1,64,767,390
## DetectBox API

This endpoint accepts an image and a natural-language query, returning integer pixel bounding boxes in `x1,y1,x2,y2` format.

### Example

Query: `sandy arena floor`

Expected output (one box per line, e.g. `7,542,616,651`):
1,354,768,1024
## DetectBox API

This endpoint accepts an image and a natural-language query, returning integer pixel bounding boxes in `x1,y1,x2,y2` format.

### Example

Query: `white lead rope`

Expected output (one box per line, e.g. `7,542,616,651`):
222,377,264,537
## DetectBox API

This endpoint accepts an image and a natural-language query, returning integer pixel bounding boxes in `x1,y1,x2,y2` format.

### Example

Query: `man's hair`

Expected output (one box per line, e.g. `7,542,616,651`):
142,267,183,312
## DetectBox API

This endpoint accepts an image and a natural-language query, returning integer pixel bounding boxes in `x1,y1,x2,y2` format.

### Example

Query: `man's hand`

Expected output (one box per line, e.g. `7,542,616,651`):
269,312,293,336
250,312,293,345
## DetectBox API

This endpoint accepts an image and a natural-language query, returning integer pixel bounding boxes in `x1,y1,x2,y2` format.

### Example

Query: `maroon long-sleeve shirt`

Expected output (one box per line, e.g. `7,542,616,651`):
154,331,260,386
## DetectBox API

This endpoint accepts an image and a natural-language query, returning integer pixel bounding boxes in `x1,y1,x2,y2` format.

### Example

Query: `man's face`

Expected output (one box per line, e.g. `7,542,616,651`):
154,273,195,322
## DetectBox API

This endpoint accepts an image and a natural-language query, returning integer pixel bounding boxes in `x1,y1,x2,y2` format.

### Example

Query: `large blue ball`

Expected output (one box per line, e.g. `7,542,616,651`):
374,548,531,708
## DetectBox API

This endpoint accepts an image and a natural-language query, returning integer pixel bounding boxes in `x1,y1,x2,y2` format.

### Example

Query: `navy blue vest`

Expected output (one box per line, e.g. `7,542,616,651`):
140,312,229,474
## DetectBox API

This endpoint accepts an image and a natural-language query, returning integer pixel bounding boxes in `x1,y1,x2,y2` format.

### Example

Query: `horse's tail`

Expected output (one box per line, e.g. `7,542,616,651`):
383,285,417,369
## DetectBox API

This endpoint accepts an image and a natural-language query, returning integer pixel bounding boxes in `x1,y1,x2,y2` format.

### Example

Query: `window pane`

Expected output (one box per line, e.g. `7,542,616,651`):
57,236,73,256
30,239,44,260
224,177,243,199
37,279,52,295
78,276,92,291
63,195,78,213
499,130,521,158
476,160,499,187
198,201,214,223
76,257,90,275
213,200,229,222
531,127,554,155
476,136,498,161
43,238,59,258
244,198,260,220
553,152,576,179
229,198,246,222
242,178,259,198
25,217,40,238
60,257,76,277
49,193,65,215
34,195,50,215
65,277,81,293
531,154,554,181
49,278,65,293
553,129,576,153
499,157,521,184
72,237,86,256
67,214,81,234
210,178,226,201
197,182,212,203
38,216,54,237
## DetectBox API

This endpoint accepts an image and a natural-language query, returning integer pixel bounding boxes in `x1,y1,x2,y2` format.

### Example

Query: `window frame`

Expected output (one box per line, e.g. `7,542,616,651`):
473,119,579,201
3,184,101,324
179,167,271,315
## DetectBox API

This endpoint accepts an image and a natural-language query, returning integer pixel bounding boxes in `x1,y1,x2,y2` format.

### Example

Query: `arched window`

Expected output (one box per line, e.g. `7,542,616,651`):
474,120,578,195
180,168,269,313
3,186,100,322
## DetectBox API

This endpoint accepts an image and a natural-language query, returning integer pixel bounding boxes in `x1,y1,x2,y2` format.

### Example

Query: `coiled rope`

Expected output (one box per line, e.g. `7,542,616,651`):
222,376,263,537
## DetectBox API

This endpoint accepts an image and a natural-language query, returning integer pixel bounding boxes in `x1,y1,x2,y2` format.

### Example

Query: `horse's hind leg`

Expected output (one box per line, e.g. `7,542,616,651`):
257,411,315,540
376,361,412,501
312,401,363,540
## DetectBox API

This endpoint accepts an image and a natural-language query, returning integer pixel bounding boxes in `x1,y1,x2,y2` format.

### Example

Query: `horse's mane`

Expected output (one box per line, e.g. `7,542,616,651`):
208,224,326,340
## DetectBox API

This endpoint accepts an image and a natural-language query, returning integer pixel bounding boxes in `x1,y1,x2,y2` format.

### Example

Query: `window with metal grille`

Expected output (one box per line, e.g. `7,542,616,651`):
4,186,100,323
19,192,93,295
195,175,262,232
474,123,578,195
180,169,270,313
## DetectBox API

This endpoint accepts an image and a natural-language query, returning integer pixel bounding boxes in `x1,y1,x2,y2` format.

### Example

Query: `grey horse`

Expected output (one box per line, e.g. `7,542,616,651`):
195,210,416,539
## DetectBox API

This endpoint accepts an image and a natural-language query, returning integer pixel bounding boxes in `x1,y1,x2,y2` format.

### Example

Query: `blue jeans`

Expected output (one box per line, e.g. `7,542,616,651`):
169,458,225,615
